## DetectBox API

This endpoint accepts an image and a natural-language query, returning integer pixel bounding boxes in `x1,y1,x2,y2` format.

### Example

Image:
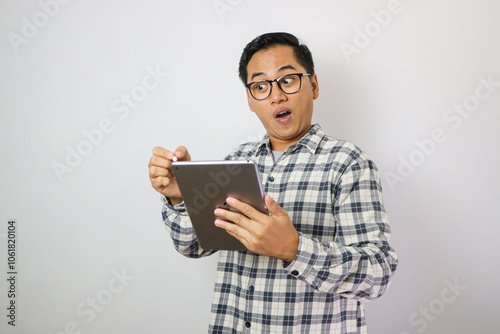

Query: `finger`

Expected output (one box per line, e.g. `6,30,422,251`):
150,154,173,171
225,197,263,221
152,147,180,163
152,146,170,158
153,176,171,188
149,166,169,179
174,145,191,161
214,208,249,228
264,195,284,217
214,219,250,245
149,155,170,170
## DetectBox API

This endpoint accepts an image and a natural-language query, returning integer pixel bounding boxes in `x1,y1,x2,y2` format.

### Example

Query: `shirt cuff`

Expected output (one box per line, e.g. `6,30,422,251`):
283,232,331,281
161,195,187,214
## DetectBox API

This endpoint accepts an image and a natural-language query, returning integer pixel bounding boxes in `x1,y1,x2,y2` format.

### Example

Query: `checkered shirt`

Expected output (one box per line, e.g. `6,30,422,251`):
162,124,398,333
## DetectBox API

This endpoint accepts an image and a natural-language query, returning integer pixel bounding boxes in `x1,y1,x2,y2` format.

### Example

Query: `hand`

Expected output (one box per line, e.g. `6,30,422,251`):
214,195,299,262
148,146,191,204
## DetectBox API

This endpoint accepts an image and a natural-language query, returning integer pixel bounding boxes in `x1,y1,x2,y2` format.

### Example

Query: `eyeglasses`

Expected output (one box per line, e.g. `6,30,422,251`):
246,73,312,100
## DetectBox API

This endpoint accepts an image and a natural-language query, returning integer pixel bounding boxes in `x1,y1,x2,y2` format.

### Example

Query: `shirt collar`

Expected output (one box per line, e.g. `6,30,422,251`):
256,123,324,155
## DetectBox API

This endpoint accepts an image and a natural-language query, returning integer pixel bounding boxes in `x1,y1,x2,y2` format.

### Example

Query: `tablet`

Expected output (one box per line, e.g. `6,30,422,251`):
171,160,268,251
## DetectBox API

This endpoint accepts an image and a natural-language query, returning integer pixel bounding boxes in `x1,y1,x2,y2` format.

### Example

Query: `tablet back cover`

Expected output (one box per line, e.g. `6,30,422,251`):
171,160,267,251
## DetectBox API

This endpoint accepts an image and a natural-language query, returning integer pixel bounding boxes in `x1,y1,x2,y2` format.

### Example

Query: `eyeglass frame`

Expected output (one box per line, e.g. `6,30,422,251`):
245,73,312,100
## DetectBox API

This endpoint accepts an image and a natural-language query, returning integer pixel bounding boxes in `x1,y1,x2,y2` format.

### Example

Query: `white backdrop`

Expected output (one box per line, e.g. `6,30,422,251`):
1,1,499,333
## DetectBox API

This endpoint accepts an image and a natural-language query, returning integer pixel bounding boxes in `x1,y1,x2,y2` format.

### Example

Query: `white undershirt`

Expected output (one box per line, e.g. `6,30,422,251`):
272,151,284,162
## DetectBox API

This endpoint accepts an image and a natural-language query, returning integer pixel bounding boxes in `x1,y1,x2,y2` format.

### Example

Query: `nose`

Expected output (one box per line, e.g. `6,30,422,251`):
268,81,287,104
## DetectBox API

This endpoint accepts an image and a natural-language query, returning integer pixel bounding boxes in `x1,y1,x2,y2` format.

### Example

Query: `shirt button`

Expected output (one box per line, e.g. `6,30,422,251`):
248,285,254,293
245,321,251,328
291,270,299,276
268,176,275,182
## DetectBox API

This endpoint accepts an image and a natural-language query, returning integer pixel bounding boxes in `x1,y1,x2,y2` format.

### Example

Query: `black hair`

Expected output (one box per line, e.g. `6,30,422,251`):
238,32,315,85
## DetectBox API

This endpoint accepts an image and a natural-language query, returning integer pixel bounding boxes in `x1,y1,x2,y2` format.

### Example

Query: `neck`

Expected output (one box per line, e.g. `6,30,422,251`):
269,125,312,151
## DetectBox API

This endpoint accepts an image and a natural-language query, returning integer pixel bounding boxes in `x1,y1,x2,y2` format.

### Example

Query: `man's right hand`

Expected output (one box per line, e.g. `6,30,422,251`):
148,146,191,205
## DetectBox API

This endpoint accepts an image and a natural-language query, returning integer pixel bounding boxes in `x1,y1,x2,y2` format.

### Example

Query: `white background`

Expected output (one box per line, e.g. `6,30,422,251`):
1,0,499,333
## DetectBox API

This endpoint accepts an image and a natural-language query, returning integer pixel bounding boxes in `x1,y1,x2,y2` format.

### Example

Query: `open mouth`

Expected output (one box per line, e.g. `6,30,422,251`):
276,110,291,119
274,108,292,125
274,108,292,124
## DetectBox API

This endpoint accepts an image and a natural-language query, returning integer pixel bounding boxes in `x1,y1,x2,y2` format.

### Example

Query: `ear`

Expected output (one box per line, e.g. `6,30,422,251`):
246,89,255,112
310,74,319,100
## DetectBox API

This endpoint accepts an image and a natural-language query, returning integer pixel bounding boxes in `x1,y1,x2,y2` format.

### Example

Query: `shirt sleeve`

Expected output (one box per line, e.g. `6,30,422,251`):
283,155,398,301
161,195,217,258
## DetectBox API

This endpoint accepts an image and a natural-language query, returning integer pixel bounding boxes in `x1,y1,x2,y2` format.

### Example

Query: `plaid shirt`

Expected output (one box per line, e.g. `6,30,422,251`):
162,124,398,333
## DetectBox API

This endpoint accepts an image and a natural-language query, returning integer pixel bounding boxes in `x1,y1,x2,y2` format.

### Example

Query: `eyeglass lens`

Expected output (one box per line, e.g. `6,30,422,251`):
250,74,302,100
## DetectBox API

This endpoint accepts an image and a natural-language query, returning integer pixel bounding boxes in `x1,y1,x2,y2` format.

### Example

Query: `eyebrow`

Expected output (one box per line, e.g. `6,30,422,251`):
249,64,297,81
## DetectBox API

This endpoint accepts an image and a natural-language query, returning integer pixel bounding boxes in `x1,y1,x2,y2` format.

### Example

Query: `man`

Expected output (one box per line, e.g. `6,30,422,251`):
148,32,398,333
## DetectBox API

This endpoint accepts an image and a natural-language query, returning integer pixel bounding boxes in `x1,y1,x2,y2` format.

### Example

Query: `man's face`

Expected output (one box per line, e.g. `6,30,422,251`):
246,45,319,151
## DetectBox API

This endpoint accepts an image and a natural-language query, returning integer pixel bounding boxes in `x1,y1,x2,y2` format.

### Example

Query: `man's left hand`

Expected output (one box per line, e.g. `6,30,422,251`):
214,195,299,262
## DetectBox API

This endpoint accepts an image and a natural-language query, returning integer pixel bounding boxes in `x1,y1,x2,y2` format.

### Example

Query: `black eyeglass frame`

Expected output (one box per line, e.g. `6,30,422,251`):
245,73,312,100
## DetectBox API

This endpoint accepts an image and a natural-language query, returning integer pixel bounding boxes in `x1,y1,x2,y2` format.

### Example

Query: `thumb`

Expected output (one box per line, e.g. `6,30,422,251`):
174,145,191,161
265,195,284,216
